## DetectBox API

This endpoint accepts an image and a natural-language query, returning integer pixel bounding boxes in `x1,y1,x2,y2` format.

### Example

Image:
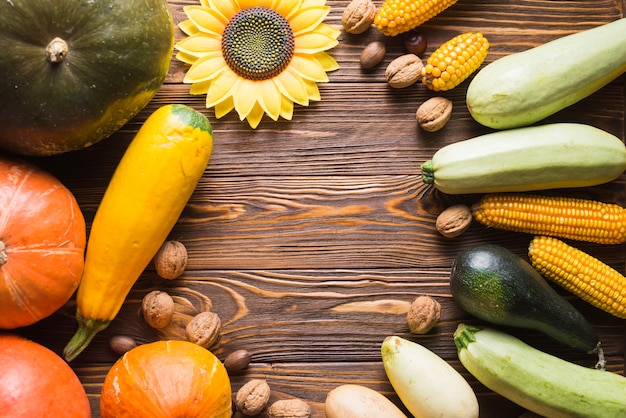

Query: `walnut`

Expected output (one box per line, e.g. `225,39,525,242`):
436,204,473,238
154,240,188,279
185,311,222,350
385,54,424,88
223,349,252,373
360,41,386,69
267,399,312,418
342,0,376,34
235,379,271,416
406,295,441,334
142,290,175,329
416,97,453,132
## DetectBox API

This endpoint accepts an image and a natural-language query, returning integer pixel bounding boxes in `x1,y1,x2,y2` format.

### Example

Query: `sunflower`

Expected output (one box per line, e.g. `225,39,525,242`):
175,0,340,129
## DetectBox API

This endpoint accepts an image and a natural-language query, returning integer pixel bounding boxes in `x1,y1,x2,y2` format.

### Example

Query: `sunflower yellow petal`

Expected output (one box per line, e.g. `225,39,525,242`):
294,30,338,54
289,6,330,36
214,96,235,118
239,0,273,9
275,69,309,106
206,70,240,108
304,78,321,101
184,5,226,35
233,78,259,120
245,103,266,129
257,79,283,120
289,53,328,82
275,0,303,19
179,19,200,36
190,80,211,95
175,34,221,58
313,52,339,72
316,22,341,40
301,0,326,7
175,51,198,65
207,0,240,20
279,95,294,120
184,53,228,83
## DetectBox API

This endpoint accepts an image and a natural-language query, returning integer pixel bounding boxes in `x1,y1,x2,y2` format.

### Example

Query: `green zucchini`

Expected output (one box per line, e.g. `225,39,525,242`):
466,18,626,129
454,324,626,418
421,123,626,194
450,244,602,357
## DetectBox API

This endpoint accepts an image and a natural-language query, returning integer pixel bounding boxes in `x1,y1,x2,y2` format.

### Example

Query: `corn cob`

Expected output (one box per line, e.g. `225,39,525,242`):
421,32,489,91
529,235,626,319
472,193,626,245
374,0,458,37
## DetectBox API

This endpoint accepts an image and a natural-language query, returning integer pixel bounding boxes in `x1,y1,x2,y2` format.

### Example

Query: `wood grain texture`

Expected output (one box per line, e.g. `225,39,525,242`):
16,0,626,417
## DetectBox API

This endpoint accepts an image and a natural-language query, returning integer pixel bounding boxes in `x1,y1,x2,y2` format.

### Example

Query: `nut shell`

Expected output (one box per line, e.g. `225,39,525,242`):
224,349,252,372
236,379,271,416
416,96,453,132
385,54,424,88
406,295,441,334
436,204,472,238
360,41,386,69
154,240,188,279
141,290,175,329
267,398,312,418
185,311,222,350
342,0,376,34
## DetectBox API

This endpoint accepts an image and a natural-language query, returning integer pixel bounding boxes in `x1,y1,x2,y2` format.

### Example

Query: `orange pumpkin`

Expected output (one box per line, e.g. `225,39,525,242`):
0,157,86,328
0,333,91,417
100,340,232,418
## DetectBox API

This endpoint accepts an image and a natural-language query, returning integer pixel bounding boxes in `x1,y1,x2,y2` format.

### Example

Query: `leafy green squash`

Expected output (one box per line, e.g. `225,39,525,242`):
0,0,174,156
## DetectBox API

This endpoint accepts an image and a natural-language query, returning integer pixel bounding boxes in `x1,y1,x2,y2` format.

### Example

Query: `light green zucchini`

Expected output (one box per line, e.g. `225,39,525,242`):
420,123,626,194
454,324,626,418
466,18,626,129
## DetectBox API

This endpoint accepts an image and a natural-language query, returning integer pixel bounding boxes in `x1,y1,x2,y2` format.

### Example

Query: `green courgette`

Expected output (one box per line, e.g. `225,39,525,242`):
466,18,626,129
454,324,626,418
449,244,602,360
421,123,626,194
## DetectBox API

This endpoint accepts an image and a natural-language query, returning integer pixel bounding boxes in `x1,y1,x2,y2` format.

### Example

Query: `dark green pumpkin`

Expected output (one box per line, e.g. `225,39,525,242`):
0,0,174,156
450,243,600,354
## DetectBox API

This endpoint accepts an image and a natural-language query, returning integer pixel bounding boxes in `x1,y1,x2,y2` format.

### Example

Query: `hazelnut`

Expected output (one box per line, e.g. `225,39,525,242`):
109,335,137,355
267,398,311,418
154,240,188,279
360,41,386,69
142,290,175,329
236,379,271,416
185,311,222,350
436,204,472,238
416,97,453,132
385,54,424,88
341,0,376,35
224,349,252,373
406,295,441,334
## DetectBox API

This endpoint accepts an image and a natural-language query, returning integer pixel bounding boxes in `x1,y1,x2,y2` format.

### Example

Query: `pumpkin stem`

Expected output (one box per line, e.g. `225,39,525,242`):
63,313,110,362
46,37,69,64
0,241,7,266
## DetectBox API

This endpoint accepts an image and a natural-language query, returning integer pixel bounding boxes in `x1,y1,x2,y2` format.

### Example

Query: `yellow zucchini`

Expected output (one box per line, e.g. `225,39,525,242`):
421,123,626,194
466,18,626,129
63,104,213,361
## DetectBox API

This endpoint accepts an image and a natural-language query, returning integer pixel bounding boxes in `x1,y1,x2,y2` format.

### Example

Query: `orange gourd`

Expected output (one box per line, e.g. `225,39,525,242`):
0,333,91,417
100,340,232,418
0,157,86,328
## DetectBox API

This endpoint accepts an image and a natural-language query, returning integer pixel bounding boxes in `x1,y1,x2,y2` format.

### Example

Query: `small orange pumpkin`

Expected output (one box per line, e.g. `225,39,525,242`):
100,340,232,418
0,157,86,328
0,333,91,417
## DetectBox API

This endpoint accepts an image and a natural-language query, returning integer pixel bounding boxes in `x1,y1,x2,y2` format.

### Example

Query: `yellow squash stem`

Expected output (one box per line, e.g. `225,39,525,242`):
63,104,213,362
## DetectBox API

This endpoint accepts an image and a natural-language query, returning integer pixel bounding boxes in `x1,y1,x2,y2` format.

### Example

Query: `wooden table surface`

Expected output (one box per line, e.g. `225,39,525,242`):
16,1,626,417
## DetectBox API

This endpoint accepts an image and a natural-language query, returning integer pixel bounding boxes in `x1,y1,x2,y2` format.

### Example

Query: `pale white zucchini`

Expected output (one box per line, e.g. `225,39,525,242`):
325,384,408,418
420,123,626,194
454,324,626,418
381,335,479,418
466,18,626,129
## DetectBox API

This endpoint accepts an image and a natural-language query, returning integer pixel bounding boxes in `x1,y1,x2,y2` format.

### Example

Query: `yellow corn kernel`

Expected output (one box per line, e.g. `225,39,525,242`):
374,0,458,37
421,32,489,91
529,235,626,319
472,193,626,245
